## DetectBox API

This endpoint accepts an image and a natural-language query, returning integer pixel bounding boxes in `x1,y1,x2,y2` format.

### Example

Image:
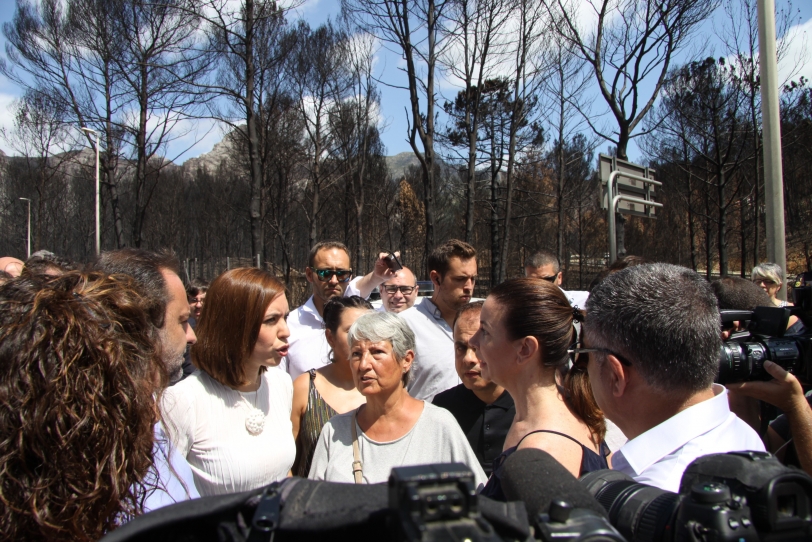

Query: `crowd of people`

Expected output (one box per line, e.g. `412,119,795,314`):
0,242,809,540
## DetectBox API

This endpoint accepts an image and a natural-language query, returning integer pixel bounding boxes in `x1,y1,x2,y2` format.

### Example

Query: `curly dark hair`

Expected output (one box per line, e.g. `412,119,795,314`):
0,271,162,541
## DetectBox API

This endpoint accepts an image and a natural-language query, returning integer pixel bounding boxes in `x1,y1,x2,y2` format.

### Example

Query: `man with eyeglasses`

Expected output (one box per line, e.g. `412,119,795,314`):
282,241,396,380
583,263,764,492
400,239,478,401
524,249,589,310
379,267,421,313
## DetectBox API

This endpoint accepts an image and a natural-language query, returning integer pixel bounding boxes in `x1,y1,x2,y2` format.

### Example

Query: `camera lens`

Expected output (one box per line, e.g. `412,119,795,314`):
718,342,746,384
581,470,682,541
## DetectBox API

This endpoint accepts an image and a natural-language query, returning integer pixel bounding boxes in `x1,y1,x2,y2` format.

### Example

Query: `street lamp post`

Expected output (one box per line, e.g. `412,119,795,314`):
19,197,31,258
80,127,101,256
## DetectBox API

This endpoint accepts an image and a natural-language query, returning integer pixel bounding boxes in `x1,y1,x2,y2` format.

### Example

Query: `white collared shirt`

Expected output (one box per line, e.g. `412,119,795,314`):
280,278,362,380
399,298,461,402
611,384,765,492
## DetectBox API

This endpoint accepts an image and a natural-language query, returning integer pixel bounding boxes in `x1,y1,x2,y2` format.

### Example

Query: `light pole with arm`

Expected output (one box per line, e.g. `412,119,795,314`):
80,127,101,256
19,197,31,258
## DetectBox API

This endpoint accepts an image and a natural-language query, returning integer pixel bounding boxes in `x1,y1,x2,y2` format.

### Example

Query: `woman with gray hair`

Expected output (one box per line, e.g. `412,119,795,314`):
751,263,804,334
752,262,792,307
308,311,487,485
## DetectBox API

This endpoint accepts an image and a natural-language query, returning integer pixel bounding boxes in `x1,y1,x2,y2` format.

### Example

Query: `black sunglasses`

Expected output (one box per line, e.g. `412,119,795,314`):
567,341,632,367
313,268,353,282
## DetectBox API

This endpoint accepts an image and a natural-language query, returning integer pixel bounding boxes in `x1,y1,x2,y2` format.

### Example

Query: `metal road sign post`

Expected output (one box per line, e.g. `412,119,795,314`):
599,154,663,264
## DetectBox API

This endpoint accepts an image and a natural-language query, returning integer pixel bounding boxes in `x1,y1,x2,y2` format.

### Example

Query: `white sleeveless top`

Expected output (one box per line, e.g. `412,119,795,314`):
161,369,295,496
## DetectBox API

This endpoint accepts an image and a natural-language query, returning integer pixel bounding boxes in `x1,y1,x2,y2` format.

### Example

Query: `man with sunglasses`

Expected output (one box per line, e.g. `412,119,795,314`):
524,249,589,310
283,241,397,380
582,263,764,492
524,249,563,285
379,267,421,313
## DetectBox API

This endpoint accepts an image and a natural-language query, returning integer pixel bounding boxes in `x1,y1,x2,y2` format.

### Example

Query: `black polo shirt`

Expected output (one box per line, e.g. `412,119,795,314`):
432,384,515,476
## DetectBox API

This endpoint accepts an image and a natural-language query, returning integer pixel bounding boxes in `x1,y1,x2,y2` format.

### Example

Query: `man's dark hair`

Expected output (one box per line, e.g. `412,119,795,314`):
427,239,476,276
585,263,721,394
307,241,350,269
186,277,209,298
21,250,76,277
712,276,772,310
588,255,651,292
525,250,560,273
453,300,484,329
94,248,180,330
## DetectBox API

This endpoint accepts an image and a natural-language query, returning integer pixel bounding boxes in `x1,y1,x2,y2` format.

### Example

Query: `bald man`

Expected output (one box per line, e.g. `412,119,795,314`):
0,257,24,278
379,267,421,313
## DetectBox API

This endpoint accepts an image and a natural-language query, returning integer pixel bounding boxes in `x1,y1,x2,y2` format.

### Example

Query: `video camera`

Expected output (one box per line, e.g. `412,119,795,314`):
103,452,812,542
581,451,812,541
716,304,812,384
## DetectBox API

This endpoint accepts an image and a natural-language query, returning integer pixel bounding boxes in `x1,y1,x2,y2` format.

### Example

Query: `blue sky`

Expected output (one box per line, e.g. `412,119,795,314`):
0,0,810,164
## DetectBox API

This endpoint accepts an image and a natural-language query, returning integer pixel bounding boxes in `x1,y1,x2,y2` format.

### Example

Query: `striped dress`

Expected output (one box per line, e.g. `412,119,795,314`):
293,369,338,477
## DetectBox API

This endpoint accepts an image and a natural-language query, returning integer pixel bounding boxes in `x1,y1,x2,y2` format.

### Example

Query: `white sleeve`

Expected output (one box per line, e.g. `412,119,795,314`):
345,276,363,297
307,421,333,480
160,385,196,458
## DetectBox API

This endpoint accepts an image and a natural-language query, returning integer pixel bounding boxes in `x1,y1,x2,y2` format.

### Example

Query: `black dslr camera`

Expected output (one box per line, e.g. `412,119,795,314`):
716,305,812,384
581,452,812,541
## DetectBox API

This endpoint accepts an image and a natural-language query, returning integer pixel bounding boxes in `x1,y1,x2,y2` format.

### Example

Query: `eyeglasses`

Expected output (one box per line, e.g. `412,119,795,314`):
189,297,205,305
567,341,632,367
313,268,353,282
382,285,416,295
752,278,777,287
537,274,558,283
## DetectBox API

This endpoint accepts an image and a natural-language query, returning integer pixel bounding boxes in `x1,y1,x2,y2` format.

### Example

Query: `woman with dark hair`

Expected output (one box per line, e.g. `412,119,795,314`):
0,272,161,541
290,296,373,477
161,268,295,496
471,277,608,500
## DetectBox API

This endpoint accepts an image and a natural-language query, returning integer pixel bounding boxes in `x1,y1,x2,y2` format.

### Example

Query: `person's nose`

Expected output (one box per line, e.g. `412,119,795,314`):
279,317,291,341
186,323,197,345
463,344,478,366
328,272,340,286
464,277,474,292
393,288,405,300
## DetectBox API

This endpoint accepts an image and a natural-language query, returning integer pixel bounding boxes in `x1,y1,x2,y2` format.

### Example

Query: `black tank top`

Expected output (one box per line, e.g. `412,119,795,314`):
479,429,610,501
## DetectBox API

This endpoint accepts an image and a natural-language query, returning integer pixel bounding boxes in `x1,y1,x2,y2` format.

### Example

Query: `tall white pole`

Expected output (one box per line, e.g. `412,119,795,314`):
94,131,100,256
19,197,31,258
81,127,101,256
758,0,787,300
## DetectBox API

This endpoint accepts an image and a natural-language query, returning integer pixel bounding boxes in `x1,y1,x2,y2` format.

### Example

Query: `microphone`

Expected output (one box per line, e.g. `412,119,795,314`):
500,448,608,519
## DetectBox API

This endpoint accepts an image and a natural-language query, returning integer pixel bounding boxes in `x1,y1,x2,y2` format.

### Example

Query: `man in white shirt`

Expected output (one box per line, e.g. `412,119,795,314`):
379,266,421,313
400,239,477,401
283,241,394,380
95,249,200,508
582,263,764,492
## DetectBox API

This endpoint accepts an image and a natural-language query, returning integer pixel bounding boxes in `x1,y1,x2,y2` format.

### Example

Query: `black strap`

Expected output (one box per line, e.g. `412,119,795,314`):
516,429,585,449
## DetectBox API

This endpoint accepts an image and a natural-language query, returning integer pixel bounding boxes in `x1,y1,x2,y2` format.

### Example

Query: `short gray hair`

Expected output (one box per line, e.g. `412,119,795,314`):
525,250,559,273
585,263,721,394
348,312,416,386
752,263,783,286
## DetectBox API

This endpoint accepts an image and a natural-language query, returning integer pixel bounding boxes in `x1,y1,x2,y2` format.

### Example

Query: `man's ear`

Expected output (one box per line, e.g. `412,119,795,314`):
606,354,629,397
515,336,539,367
430,270,442,288
305,266,315,284
555,272,563,286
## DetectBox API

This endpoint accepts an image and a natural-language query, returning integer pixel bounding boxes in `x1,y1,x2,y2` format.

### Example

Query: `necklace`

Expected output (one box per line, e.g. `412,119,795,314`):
240,387,265,436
